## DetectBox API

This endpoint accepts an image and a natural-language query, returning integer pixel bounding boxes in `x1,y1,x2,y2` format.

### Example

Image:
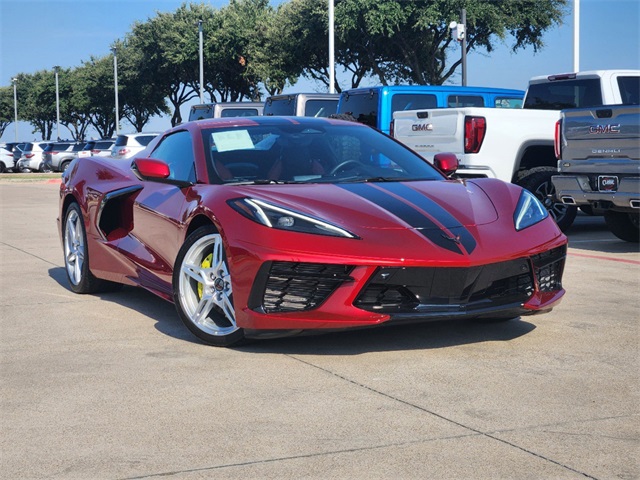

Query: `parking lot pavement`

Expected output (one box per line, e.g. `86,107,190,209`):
1,181,638,480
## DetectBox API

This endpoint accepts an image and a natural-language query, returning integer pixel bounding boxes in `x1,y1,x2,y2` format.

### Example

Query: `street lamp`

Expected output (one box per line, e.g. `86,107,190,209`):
111,46,120,136
449,8,467,86
198,20,204,104
53,66,61,141
12,78,18,141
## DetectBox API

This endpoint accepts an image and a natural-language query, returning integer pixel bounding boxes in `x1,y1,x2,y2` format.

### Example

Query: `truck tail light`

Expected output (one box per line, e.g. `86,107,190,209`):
464,116,486,153
554,120,562,159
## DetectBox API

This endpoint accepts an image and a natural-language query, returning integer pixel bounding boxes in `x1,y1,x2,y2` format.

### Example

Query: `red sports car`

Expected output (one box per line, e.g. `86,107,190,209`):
58,117,567,346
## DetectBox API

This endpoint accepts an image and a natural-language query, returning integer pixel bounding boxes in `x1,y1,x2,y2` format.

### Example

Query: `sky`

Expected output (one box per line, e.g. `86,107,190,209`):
1,0,639,142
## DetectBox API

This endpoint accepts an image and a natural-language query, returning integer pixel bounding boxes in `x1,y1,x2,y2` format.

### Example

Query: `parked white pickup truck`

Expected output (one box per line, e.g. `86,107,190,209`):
392,70,640,230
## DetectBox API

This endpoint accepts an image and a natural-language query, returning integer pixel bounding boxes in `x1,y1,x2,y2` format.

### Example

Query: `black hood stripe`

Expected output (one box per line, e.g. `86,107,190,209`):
338,183,467,255
377,183,477,254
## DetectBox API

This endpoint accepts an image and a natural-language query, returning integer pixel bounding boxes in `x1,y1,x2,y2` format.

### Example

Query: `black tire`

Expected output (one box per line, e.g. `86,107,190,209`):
60,161,71,172
63,203,121,293
39,162,52,173
172,225,245,347
604,211,640,243
517,167,577,231
0,162,5,173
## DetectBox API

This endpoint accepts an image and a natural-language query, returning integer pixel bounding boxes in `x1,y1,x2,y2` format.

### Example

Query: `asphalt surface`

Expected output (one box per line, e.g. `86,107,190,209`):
1,178,638,480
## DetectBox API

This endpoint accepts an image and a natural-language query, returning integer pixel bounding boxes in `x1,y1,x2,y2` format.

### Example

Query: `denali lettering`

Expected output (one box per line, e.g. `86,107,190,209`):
589,124,621,134
592,148,621,154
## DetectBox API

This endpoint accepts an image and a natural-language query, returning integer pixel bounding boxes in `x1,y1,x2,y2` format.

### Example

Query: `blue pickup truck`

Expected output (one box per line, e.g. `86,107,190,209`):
336,85,525,135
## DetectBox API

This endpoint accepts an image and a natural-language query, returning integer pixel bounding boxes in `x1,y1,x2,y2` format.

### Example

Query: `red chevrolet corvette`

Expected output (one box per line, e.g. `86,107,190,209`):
58,117,567,346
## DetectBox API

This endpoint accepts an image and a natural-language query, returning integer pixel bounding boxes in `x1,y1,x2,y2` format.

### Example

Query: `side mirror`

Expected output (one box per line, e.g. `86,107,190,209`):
133,157,170,179
433,153,459,177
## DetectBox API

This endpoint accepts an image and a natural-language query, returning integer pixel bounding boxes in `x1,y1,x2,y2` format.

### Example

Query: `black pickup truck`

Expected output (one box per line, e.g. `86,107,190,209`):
552,105,640,242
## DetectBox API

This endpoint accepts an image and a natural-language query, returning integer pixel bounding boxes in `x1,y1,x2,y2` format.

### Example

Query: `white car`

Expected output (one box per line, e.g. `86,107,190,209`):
0,143,18,172
78,139,115,158
15,142,52,172
110,133,159,159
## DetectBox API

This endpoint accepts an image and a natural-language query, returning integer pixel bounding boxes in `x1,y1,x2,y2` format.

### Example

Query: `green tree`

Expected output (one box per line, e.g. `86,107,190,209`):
14,71,57,140
0,87,14,139
275,0,335,91
75,56,119,139
335,0,568,86
129,3,212,126
115,39,170,132
208,0,273,101
61,67,93,141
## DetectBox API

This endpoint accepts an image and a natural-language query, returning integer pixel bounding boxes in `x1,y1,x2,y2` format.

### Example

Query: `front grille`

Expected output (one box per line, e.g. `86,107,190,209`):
354,258,536,314
531,246,566,292
252,262,354,313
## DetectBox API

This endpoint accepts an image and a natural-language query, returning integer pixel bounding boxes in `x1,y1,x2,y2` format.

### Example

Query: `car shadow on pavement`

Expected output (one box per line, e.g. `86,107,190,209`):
563,212,640,254
49,266,537,354
48,267,195,343
237,318,536,355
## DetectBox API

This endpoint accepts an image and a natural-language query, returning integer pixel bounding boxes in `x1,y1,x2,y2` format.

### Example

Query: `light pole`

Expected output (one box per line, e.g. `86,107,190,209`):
328,0,335,94
449,9,467,86
54,66,61,141
573,0,580,71
198,20,204,104
12,78,18,141
111,46,120,136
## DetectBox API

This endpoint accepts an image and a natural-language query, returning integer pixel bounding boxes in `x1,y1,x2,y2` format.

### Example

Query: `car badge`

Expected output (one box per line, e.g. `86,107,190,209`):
441,233,462,244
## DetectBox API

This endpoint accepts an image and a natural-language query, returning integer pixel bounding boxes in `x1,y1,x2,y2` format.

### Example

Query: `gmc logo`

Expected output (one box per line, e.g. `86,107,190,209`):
412,123,433,132
589,124,621,134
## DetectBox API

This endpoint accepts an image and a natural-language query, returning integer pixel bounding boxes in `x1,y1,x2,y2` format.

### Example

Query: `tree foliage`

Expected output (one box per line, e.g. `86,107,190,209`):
3,0,567,139
0,87,14,139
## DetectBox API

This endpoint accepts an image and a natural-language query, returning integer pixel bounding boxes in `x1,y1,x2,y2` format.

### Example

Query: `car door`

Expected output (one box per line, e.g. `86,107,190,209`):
121,130,197,295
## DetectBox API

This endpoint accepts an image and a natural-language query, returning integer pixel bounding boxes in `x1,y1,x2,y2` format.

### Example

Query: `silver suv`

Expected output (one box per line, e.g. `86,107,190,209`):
110,133,159,160
43,142,85,172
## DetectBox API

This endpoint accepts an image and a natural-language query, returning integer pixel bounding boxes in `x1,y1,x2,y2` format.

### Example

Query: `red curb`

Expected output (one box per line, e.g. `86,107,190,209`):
570,251,640,265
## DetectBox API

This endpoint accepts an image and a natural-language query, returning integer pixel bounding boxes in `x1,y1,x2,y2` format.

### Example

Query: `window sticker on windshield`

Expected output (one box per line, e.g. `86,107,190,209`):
212,130,255,152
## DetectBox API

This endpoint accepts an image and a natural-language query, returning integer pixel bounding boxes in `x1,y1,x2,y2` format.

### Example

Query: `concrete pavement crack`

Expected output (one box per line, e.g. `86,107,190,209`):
287,354,600,480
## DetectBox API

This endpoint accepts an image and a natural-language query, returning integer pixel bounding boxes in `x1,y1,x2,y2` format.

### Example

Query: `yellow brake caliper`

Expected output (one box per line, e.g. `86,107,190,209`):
198,253,213,298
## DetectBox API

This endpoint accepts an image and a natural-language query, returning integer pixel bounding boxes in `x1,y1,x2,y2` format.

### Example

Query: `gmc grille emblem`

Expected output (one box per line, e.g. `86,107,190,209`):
589,124,621,134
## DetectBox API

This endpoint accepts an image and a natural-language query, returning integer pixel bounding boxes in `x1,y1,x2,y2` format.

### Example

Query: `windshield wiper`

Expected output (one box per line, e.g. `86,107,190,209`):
226,179,284,185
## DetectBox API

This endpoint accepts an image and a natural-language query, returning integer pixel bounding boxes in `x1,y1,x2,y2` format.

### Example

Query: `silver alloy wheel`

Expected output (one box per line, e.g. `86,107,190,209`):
64,208,85,286
177,233,237,336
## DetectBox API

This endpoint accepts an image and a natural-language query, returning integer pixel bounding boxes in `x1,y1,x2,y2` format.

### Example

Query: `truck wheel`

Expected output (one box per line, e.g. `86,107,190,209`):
604,211,640,243
517,167,577,231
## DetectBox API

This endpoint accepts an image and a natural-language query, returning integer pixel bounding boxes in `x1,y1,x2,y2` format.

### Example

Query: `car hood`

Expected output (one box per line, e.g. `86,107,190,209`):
231,179,499,231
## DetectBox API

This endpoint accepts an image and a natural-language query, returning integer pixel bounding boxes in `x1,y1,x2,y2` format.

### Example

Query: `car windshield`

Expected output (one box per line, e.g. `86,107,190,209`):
202,121,443,185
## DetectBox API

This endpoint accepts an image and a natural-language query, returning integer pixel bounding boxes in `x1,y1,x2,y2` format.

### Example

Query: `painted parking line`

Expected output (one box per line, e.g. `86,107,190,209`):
569,251,640,265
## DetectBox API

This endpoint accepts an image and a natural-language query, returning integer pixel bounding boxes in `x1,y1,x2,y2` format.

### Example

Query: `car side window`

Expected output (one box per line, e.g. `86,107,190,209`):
150,131,196,183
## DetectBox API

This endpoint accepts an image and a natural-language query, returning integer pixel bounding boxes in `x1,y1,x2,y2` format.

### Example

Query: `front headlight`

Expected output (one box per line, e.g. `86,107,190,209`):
514,189,548,231
228,198,358,239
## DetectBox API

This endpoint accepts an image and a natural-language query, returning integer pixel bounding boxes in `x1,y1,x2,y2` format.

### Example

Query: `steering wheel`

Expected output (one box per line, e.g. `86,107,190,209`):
329,160,362,175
